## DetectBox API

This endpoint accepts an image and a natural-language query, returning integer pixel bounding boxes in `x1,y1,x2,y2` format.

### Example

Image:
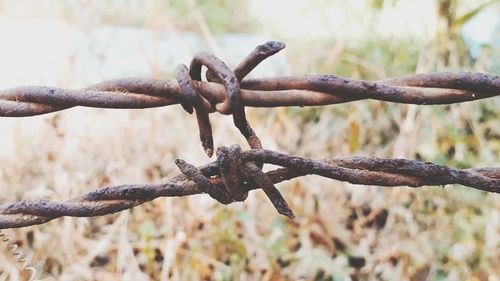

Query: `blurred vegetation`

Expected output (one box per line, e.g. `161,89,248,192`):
163,0,256,33
0,0,498,280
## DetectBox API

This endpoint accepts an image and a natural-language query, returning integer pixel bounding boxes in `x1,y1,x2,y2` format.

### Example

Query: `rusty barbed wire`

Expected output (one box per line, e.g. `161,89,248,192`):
0,145,498,229
1,41,499,154
0,41,498,230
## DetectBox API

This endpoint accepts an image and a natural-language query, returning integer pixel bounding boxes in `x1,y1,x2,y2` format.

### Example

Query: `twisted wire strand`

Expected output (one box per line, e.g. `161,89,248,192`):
0,231,38,280
2,72,497,116
1,42,498,118
0,145,498,229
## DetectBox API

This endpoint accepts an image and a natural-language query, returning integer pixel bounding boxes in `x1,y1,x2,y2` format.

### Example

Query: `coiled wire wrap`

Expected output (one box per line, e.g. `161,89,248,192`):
0,231,38,280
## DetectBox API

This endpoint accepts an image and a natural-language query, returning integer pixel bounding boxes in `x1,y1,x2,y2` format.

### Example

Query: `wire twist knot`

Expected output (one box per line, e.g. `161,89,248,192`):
176,144,295,218
174,41,286,156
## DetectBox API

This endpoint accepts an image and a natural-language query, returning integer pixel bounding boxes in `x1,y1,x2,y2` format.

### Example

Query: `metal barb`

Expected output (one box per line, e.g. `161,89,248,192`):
176,64,214,156
176,42,280,155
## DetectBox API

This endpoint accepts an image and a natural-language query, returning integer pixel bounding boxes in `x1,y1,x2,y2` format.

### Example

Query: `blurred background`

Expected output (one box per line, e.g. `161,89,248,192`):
0,0,498,280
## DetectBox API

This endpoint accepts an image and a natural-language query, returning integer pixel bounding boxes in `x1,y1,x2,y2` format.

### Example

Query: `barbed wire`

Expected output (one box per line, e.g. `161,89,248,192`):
0,145,498,229
0,41,498,230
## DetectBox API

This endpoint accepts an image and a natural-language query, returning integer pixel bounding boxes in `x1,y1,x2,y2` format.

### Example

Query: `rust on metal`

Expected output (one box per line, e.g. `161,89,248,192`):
176,64,214,156
0,145,498,229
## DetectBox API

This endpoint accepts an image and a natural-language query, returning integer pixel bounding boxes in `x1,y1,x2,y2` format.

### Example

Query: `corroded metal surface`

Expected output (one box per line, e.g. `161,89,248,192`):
0,145,498,229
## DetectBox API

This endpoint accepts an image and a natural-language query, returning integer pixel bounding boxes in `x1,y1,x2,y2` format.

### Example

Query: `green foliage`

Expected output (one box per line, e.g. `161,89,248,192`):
164,0,255,33
454,0,500,27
